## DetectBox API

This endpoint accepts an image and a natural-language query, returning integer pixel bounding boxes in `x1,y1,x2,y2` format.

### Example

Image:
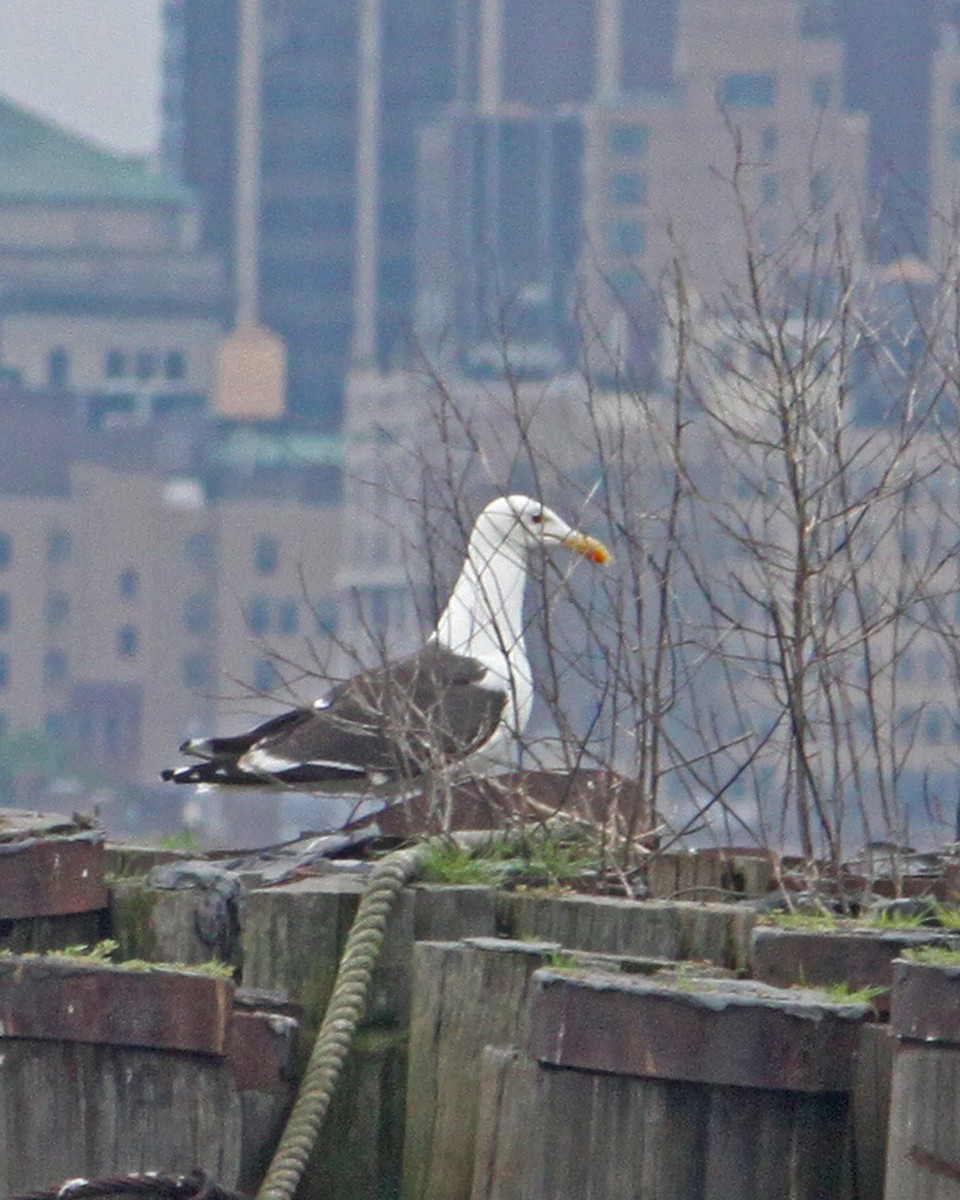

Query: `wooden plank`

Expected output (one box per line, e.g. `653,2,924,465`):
752,927,960,1014
885,1042,960,1200
501,893,755,970
242,875,366,1038
102,844,185,878
517,1060,853,1200
299,1027,408,1200
0,1039,243,1195
531,970,871,1092
110,877,241,967
470,1048,537,1200
225,1008,298,1093
0,832,107,919
403,938,561,1200
701,1084,852,1200
533,1064,708,1200
0,957,232,1055
851,1023,893,1200
891,959,960,1043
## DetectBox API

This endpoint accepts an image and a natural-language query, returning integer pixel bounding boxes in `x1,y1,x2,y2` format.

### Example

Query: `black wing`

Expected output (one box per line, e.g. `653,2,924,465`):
251,645,506,779
163,645,506,788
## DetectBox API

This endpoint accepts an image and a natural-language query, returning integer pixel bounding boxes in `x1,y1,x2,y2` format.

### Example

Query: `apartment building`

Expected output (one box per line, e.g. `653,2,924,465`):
0,392,343,791
0,94,226,428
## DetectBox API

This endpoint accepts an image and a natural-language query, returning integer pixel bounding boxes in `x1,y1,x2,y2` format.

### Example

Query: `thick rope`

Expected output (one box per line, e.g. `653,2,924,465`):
255,843,429,1200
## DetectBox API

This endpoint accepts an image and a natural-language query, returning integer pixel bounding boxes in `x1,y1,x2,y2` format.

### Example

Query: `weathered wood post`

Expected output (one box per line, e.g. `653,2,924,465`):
0,956,296,1195
243,876,498,1200
518,970,872,1200
403,937,563,1200
885,956,960,1198
502,893,756,970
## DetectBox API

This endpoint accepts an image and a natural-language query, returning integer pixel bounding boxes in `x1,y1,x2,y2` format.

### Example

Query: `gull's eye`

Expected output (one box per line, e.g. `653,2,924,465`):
530,510,545,525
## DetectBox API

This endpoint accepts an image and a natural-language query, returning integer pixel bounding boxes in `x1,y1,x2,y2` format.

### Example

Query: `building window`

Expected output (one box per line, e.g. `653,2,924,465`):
105,350,127,379
253,656,278,693
135,351,157,381
0,534,10,571
47,347,70,389
810,74,832,109
164,350,187,381
0,653,9,688
117,624,139,658
761,173,780,205
609,220,646,255
609,123,649,156
182,651,212,690
610,173,647,205
953,81,960,110
254,535,280,575
182,591,213,635
0,712,6,739
924,708,945,744
118,568,140,600
47,529,71,564
277,599,299,636
810,169,832,209
43,648,68,686
184,532,214,570
949,130,960,160
720,73,777,108
246,596,271,636
45,711,69,740
314,598,338,637
44,591,70,627
0,594,8,632
761,124,778,157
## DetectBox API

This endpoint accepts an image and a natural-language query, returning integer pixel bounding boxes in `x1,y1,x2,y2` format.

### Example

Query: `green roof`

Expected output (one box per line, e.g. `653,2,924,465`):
0,94,194,205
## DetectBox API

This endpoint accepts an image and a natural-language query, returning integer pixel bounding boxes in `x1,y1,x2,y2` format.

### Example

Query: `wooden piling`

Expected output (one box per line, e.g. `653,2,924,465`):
403,938,562,1200
501,892,755,970
517,969,870,1200
242,875,498,1200
885,957,960,1198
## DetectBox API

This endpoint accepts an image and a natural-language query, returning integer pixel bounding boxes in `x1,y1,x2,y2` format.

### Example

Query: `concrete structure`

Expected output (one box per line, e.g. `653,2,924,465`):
0,386,343,792
929,22,960,269
0,95,226,428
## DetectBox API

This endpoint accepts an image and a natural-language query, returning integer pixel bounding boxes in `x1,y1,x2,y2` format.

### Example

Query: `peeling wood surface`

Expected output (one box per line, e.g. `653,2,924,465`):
530,970,870,1092
501,892,755,971
0,1039,243,1195
404,939,560,1200
0,956,232,1054
886,1042,960,1200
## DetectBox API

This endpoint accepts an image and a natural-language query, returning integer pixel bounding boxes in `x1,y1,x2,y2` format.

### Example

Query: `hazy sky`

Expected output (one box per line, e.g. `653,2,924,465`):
0,0,162,156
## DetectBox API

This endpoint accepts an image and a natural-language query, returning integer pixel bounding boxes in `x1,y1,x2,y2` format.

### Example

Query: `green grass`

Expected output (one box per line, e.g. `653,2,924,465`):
0,939,234,978
901,944,960,968
156,827,203,853
817,980,887,1006
869,906,935,930
417,841,513,886
417,831,599,889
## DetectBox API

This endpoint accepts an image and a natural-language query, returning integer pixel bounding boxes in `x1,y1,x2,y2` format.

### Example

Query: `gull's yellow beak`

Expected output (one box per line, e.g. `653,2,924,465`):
562,530,612,565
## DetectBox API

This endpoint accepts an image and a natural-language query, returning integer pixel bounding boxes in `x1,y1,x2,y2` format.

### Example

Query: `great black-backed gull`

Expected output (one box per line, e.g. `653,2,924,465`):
161,495,610,793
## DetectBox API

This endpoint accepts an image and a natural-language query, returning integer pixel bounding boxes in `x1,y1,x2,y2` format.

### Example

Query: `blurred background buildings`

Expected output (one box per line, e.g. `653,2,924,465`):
1,0,960,841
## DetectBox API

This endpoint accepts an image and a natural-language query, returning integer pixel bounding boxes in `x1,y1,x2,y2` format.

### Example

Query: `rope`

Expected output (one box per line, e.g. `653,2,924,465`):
7,830,511,1200
255,842,430,1200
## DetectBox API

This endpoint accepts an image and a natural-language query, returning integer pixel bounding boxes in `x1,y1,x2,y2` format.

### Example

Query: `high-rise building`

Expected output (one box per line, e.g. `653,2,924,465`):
162,0,682,427
163,0,459,429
